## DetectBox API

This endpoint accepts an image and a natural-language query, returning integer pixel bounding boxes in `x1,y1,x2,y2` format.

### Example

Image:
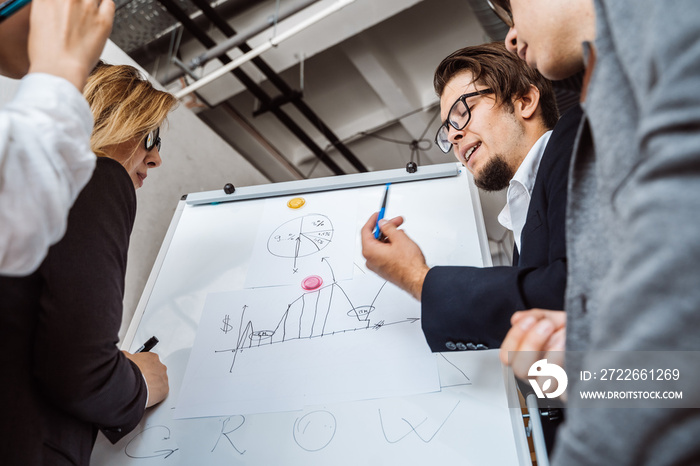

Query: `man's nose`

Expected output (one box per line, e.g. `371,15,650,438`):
505,27,518,54
447,125,465,146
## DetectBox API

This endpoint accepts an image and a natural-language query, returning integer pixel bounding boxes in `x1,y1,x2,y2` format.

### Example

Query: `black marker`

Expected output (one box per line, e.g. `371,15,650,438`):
136,336,159,353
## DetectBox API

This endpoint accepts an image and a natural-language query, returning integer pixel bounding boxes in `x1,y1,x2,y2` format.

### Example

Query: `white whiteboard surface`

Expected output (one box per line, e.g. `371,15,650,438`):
91,163,529,465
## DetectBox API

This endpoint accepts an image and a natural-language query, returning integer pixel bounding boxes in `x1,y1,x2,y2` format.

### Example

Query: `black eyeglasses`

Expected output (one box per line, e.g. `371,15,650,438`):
434,89,494,154
144,127,161,152
486,0,513,28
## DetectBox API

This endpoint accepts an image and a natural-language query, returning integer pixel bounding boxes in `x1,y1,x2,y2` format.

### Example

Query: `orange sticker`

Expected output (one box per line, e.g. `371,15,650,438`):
287,197,306,209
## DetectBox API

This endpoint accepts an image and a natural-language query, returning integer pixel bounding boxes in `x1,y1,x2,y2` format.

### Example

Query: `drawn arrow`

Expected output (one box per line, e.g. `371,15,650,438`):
293,237,301,269
321,257,336,282
372,318,420,330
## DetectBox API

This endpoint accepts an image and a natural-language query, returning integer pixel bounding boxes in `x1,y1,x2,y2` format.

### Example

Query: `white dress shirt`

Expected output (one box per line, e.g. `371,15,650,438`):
0,73,96,276
497,130,553,253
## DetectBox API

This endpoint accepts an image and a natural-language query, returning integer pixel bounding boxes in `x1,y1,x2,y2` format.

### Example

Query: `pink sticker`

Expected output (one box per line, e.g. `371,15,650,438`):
301,275,323,291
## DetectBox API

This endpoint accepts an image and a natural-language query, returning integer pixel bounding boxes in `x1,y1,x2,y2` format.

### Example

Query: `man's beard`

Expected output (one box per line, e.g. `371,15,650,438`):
474,155,514,191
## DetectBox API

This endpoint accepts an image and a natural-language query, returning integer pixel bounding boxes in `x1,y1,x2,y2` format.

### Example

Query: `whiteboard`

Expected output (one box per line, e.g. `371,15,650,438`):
91,163,529,465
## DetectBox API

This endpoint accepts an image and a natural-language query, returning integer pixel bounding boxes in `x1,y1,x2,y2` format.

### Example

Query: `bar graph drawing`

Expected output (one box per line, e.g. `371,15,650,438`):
215,260,419,372
177,256,437,418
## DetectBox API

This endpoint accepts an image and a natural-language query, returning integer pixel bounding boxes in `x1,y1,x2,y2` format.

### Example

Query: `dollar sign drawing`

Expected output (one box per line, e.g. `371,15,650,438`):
221,314,233,334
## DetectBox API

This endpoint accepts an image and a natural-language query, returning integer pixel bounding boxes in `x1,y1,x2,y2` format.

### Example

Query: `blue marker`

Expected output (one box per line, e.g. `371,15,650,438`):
374,183,391,240
0,0,31,23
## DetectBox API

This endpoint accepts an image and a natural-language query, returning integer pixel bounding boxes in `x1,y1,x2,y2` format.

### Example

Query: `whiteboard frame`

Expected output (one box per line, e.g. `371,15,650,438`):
118,162,528,465
185,163,460,206
123,163,492,346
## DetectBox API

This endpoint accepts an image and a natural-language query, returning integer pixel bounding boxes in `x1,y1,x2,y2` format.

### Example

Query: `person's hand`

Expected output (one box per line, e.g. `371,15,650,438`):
28,0,115,90
124,351,169,408
360,212,430,300
499,309,566,381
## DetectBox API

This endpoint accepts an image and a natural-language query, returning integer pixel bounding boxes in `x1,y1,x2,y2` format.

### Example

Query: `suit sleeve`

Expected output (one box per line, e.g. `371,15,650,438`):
421,106,580,353
420,194,566,352
33,158,146,443
422,265,526,350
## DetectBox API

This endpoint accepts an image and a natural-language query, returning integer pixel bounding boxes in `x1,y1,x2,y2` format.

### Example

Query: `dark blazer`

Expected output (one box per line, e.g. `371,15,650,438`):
421,105,582,352
0,158,147,465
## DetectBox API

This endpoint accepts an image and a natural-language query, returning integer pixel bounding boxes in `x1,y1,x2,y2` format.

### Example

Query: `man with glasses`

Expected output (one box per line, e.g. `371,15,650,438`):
361,42,580,361
490,0,700,464
0,0,114,275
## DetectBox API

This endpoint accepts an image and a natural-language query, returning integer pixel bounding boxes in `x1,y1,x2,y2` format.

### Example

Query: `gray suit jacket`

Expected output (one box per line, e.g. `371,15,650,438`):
553,1,700,464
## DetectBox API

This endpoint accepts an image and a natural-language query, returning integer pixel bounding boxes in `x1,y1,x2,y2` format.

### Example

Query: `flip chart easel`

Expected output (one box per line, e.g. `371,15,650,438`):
91,162,531,465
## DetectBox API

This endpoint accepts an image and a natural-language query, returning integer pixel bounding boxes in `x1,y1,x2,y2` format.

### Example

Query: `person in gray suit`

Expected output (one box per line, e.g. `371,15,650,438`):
492,0,700,464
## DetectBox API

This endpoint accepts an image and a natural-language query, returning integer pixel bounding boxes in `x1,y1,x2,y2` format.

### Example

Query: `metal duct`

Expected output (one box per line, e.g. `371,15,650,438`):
156,0,349,175
188,0,369,173
465,0,509,41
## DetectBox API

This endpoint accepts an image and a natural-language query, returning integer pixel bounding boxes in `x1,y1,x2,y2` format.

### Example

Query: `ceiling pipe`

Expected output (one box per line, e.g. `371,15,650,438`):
190,0,321,69
162,0,321,84
126,0,260,69
219,102,306,181
156,0,347,175
175,0,353,98
187,0,369,173
465,0,509,41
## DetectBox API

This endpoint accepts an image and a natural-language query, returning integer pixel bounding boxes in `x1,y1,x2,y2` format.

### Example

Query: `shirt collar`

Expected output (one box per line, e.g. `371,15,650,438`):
509,130,553,197
497,130,553,251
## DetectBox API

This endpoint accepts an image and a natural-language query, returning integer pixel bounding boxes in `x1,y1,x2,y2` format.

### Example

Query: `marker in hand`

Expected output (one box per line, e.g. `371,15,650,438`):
374,183,391,241
136,336,159,353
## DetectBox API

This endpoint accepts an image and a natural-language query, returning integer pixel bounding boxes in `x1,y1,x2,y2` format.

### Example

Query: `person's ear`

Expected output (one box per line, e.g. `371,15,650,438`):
514,84,540,120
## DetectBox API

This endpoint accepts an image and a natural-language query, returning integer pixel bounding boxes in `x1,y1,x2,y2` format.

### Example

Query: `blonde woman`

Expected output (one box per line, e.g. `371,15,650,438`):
0,62,178,465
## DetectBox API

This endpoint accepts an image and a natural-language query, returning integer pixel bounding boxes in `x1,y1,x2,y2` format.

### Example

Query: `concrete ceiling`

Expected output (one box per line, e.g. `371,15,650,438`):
112,0,517,264
112,0,501,182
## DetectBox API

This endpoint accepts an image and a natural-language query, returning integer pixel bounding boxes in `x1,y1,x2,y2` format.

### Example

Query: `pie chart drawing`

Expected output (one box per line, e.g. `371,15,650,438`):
267,214,334,260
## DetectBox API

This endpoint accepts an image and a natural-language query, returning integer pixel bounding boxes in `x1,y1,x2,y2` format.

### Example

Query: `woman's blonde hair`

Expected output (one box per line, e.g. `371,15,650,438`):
83,61,178,160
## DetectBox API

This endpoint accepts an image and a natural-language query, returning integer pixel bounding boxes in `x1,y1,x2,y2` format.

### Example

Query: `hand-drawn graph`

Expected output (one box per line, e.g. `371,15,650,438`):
176,265,439,418
217,259,417,373
267,214,334,272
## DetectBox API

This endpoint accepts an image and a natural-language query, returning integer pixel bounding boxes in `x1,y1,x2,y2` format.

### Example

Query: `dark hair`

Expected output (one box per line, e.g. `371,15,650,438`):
434,41,559,129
